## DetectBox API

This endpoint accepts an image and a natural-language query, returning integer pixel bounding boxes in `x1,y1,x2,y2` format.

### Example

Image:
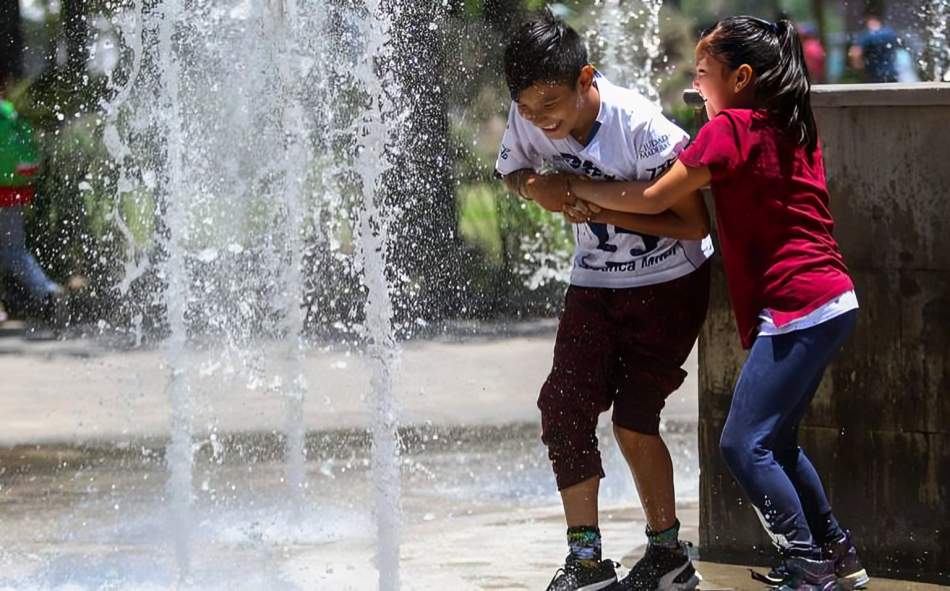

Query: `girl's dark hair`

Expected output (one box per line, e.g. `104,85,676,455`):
697,16,818,152
504,10,588,102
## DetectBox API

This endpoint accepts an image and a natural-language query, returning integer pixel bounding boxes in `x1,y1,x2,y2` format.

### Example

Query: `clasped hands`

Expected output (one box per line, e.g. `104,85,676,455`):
509,170,602,224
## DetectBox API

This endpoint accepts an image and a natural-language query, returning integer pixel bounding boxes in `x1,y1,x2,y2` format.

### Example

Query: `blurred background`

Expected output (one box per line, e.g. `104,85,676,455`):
1,0,947,341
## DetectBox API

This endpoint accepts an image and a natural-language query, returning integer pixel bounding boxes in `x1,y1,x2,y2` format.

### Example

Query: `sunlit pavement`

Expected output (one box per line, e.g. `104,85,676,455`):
0,321,942,590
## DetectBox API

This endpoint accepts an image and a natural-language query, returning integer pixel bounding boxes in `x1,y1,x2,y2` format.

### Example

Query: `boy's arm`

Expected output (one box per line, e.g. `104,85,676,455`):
568,160,712,215
566,189,710,240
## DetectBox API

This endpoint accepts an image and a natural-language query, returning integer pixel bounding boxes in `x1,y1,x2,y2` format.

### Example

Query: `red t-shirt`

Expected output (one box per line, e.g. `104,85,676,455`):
679,109,853,349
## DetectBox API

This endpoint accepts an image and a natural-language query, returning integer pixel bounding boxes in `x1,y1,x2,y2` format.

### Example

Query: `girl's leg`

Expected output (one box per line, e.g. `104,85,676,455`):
773,421,843,546
719,311,857,558
773,312,857,545
772,390,842,546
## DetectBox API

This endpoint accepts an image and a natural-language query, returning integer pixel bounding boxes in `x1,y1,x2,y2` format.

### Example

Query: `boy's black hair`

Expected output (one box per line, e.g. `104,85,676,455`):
697,16,818,153
503,10,589,102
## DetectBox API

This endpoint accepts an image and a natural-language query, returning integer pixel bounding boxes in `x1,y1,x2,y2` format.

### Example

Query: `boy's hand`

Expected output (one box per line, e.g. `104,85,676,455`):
505,170,575,212
525,173,575,211
563,199,602,224
503,169,533,198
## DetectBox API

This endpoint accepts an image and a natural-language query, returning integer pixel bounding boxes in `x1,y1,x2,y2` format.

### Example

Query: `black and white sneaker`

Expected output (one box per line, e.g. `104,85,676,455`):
750,562,787,587
546,558,618,591
612,541,701,591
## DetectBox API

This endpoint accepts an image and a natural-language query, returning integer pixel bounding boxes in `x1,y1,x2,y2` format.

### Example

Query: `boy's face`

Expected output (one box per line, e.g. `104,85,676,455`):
515,66,595,142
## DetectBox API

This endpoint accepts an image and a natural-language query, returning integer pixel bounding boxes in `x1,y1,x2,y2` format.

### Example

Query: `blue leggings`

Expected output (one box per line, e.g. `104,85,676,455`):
720,310,857,558
0,206,59,301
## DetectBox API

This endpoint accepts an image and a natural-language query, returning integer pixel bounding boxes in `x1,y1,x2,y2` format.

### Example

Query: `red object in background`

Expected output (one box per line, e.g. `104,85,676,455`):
797,24,826,83
15,163,39,177
802,37,827,83
0,185,35,207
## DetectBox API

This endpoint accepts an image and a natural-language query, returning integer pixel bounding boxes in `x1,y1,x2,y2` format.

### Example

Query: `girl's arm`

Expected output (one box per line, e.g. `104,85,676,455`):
565,189,710,240
567,161,712,215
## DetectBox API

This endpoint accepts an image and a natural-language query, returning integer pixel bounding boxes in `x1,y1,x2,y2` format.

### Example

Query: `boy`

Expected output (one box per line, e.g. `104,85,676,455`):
494,12,712,591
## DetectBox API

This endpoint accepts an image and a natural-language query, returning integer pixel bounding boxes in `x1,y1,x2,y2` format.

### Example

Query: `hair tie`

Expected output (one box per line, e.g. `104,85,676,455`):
770,22,779,33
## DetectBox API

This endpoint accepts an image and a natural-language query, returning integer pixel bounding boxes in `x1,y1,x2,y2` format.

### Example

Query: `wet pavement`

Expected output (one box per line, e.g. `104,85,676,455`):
0,321,943,590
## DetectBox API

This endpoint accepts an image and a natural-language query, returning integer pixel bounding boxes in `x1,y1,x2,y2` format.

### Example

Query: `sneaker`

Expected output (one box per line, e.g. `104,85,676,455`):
40,288,68,333
822,531,869,589
775,556,844,591
754,533,869,590
546,558,618,591
750,562,787,587
612,541,701,591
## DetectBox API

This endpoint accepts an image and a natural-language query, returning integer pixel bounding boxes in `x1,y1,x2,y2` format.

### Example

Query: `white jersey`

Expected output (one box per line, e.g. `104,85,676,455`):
494,74,713,289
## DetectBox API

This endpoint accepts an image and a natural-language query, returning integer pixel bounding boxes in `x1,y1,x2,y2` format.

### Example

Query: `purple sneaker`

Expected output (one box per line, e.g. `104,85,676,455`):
822,531,869,589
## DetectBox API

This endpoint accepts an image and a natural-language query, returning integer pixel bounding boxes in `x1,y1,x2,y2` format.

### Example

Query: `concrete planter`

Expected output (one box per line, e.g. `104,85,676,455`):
691,83,950,584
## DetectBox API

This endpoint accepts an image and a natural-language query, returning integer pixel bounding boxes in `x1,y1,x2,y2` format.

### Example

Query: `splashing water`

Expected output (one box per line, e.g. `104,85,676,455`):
923,0,950,81
155,0,195,577
89,0,406,585
352,1,403,589
593,0,665,103
266,0,314,518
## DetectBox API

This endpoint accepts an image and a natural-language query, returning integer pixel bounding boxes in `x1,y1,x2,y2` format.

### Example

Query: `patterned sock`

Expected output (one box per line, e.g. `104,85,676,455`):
647,519,680,549
567,525,602,567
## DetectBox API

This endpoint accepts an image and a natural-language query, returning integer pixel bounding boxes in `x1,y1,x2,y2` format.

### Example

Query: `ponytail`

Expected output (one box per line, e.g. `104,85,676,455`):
756,21,818,152
696,16,819,153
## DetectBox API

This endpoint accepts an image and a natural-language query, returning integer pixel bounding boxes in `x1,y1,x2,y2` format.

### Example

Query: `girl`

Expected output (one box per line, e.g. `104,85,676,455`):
561,16,869,591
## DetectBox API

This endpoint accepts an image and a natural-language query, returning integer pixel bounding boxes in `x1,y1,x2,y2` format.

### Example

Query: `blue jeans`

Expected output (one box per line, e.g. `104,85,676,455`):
0,206,59,301
720,310,858,558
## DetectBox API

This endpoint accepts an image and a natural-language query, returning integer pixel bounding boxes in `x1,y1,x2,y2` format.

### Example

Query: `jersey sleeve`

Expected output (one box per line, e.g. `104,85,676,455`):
632,112,691,182
493,102,536,179
677,112,742,181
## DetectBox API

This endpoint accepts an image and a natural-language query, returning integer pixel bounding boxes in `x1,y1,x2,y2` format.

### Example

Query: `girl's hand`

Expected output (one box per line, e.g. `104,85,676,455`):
562,199,602,224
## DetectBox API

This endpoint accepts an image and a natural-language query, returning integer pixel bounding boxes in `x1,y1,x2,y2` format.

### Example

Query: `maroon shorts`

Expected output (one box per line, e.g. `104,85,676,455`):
538,261,710,490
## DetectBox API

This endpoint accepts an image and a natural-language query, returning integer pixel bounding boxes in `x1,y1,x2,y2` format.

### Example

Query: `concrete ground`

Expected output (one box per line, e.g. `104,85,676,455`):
0,320,942,590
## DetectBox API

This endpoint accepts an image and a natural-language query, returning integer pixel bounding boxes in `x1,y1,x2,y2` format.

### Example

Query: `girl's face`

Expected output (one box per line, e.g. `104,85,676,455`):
693,54,752,119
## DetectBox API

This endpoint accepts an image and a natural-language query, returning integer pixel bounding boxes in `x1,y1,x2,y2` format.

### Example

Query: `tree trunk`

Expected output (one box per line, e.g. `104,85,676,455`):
62,0,88,82
386,0,462,326
812,0,828,79
0,0,24,83
482,0,526,35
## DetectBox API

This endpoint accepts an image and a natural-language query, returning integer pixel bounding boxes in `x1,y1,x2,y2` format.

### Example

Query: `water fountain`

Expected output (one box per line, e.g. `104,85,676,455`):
593,0,665,104
923,0,950,81
4,0,408,588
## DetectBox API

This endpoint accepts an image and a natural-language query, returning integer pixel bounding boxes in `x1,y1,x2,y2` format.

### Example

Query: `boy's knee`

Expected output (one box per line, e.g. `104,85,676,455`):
612,409,661,437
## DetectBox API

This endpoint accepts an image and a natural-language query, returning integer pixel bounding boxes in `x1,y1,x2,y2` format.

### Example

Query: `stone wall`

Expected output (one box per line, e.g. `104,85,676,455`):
695,84,950,583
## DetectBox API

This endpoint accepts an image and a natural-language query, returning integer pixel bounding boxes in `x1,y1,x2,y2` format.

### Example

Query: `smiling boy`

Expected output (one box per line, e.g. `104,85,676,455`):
493,11,713,591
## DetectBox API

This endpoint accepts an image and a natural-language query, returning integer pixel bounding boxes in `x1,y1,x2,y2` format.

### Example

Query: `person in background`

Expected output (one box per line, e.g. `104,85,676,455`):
798,23,826,83
0,76,65,330
849,12,899,83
